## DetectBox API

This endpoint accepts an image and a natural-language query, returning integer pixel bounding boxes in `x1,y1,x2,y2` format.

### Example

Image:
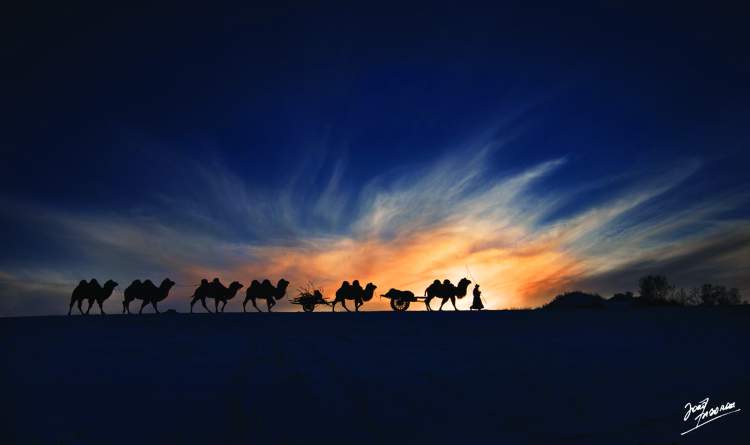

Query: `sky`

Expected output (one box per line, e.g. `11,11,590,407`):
2,2,749,315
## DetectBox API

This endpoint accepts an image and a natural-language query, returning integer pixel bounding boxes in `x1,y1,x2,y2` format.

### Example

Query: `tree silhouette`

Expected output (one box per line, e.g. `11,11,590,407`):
638,275,674,304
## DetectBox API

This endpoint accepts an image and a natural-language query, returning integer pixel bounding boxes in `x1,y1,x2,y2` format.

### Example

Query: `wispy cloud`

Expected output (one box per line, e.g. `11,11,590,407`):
1,138,748,315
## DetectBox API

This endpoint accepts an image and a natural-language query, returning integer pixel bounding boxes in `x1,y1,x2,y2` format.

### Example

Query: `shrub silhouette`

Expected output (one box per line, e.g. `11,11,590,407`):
699,284,742,306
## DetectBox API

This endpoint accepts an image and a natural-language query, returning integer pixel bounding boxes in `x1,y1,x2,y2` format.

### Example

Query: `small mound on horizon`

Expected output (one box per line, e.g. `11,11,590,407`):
543,291,605,309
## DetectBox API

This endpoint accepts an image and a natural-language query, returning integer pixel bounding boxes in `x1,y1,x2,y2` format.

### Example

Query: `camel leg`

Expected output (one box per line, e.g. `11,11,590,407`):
424,297,432,311
122,300,127,314
251,298,262,312
267,299,275,312
139,299,148,314
77,299,85,315
439,298,447,311
342,300,351,312
98,300,105,315
85,299,93,315
331,300,337,312
68,298,76,316
214,298,220,313
221,301,227,312
451,296,460,311
201,297,211,313
242,297,249,313
153,301,160,314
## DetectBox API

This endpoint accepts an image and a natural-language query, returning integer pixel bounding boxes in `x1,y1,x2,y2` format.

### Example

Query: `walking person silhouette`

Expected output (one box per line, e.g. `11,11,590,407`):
470,284,484,311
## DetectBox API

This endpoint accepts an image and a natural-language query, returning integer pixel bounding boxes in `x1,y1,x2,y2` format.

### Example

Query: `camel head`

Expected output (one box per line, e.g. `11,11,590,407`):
456,278,472,298
160,278,176,291
275,279,290,300
362,282,377,301
228,281,244,296
103,280,118,290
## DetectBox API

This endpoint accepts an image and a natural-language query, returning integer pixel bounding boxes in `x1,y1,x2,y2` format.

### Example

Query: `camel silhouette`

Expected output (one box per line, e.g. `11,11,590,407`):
424,277,471,311
243,278,289,312
122,278,176,314
207,278,244,312
69,279,91,315
189,279,212,313
332,280,377,312
68,279,119,315
86,279,118,315
423,280,442,311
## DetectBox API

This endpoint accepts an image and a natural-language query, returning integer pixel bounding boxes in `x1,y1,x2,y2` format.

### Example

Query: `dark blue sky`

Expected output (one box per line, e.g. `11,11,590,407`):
2,2,749,314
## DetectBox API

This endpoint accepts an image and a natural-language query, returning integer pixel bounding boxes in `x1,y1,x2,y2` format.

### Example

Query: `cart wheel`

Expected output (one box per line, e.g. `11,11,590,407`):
390,298,410,312
302,303,315,312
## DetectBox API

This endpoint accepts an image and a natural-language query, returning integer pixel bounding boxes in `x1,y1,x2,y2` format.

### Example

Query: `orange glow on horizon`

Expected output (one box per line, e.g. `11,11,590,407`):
186,221,585,310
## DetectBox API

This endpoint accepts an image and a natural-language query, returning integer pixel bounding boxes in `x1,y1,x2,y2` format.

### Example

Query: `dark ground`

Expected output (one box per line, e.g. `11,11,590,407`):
1,308,748,444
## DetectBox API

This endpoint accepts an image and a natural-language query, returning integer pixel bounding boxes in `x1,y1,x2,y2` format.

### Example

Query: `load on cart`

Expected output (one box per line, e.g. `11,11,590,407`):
289,284,330,312
380,288,423,311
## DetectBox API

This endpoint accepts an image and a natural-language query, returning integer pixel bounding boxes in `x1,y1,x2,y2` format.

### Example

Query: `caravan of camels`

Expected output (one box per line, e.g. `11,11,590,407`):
68,276,480,315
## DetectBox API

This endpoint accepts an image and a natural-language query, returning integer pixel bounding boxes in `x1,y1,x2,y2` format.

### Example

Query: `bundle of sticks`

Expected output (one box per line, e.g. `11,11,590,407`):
291,282,329,305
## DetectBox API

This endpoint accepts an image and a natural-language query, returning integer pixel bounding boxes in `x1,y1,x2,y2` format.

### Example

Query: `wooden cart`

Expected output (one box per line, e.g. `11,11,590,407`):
290,291,330,312
380,290,425,312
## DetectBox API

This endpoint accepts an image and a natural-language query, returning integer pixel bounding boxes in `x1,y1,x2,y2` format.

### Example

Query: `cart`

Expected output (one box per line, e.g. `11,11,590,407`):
290,290,330,312
380,290,426,312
